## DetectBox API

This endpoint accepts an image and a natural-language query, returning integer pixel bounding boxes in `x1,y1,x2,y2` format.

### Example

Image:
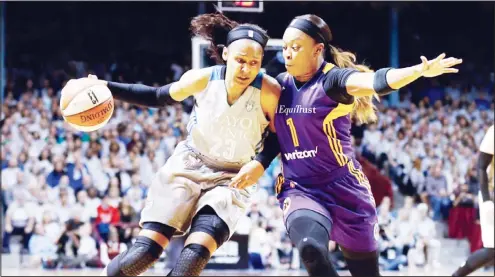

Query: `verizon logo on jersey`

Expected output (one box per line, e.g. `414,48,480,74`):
284,146,318,160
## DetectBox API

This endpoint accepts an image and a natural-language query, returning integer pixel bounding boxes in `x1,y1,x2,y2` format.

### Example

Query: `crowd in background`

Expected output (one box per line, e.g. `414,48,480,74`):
2,57,493,271
2,1,494,272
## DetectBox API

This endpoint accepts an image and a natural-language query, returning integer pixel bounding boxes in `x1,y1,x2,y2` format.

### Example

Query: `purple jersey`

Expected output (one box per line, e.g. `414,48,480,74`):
274,62,356,185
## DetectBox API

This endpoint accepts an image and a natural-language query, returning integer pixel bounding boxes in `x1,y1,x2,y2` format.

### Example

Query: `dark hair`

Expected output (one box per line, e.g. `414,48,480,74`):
190,13,268,64
294,14,378,124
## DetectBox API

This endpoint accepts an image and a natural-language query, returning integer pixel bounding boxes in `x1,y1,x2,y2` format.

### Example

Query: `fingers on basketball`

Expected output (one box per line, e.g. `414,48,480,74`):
60,80,83,110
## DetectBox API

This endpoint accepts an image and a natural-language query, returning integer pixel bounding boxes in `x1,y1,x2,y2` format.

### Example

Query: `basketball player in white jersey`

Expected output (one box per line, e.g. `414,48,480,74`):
68,13,281,276
452,124,494,276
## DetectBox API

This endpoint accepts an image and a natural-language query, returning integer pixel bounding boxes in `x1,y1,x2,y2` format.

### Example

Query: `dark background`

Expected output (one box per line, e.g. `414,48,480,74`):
5,2,495,93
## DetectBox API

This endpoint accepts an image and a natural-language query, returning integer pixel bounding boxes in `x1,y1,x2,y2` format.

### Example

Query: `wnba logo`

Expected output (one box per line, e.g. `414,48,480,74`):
80,101,113,123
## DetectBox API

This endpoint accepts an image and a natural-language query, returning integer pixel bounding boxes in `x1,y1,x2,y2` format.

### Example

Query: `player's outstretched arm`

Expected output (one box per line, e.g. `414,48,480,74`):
344,53,462,97
83,67,212,108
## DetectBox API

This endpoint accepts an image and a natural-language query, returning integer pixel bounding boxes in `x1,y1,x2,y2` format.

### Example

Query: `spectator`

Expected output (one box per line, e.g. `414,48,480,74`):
248,219,269,270
411,203,441,269
2,157,22,191
95,195,121,242
2,189,36,254
46,159,66,188
420,163,451,221
72,223,100,268
452,183,476,208
73,190,96,223
116,198,138,244
66,153,90,195
269,236,300,270
100,225,128,266
28,223,59,269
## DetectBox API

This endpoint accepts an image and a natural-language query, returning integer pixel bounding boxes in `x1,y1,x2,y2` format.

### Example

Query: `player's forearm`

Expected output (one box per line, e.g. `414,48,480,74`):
385,64,423,90
106,81,177,108
346,65,421,97
254,130,281,169
478,152,493,202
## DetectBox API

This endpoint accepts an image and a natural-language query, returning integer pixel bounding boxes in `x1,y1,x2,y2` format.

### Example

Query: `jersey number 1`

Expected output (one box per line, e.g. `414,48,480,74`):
286,118,299,147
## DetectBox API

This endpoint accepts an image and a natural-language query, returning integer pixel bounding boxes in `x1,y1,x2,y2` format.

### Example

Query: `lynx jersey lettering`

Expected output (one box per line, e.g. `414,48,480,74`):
186,65,269,167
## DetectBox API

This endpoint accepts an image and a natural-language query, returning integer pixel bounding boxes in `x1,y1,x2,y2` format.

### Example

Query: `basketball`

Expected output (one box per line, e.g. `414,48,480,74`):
60,80,114,132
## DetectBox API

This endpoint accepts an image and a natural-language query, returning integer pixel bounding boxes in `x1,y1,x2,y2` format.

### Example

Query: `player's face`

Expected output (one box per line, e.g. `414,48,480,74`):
224,39,264,87
282,27,322,78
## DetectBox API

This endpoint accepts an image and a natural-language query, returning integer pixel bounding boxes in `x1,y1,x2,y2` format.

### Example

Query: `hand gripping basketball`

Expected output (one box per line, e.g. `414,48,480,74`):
60,76,107,110
60,76,114,132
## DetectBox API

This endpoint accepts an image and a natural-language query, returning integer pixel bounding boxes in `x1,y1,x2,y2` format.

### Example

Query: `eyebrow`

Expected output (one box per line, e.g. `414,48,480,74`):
235,53,262,59
283,37,305,44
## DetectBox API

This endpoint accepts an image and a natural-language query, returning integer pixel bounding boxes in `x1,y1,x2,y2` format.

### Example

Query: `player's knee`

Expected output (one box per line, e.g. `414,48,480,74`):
297,236,328,264
286,210,331,265
286,210,331,247
106,236,164,276
190,206,230,247
142,221,176,241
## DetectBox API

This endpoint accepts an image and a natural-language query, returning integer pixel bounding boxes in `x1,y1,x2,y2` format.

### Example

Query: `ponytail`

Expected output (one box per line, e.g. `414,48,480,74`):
329,45,379,124
190,13,239,64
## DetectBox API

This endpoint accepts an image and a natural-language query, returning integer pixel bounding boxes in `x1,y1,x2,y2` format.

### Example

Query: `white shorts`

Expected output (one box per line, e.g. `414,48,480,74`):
478,192,494,248
139,141,256,238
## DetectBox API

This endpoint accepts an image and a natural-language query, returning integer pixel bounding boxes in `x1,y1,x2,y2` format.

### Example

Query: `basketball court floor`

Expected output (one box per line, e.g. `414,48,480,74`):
2,267,494,276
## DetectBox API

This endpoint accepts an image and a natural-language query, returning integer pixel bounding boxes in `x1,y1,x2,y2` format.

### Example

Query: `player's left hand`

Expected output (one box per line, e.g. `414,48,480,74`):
418,53,463,78
229,160,265,190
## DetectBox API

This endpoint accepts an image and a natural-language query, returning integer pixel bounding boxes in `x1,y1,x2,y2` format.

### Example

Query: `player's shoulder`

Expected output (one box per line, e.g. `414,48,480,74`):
261,73,282,97
181,66,216,82
322,62,338,74
275,72,290,85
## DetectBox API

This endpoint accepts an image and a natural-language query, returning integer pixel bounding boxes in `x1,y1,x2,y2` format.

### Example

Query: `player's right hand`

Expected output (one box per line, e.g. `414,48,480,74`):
60,76,107,110
229,160,265,190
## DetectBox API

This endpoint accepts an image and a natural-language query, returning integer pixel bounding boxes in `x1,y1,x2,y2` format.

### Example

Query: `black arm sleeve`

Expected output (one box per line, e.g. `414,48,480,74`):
107,82,177,108
322,68,357,104
254,130,281,169
478,152,493,202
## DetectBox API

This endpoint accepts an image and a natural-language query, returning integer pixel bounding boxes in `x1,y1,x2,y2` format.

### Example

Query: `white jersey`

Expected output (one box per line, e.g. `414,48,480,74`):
478,124,494,248
186,65,269,168
479,124,494,191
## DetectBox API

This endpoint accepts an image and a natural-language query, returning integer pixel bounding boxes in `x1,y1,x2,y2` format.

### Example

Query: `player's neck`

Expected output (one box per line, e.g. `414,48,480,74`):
294,59,325,83
225,81,245,105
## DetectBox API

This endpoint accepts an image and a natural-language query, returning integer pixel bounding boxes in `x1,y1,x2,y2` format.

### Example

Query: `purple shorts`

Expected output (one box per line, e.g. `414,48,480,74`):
277,161,379,253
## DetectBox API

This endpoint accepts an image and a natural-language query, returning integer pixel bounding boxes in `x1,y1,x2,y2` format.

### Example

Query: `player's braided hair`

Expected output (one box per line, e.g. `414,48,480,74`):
297,14,379,124
190,13,268,64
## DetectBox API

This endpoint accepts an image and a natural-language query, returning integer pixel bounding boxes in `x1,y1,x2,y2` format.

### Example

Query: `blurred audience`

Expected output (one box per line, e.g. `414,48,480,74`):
1,57,493,272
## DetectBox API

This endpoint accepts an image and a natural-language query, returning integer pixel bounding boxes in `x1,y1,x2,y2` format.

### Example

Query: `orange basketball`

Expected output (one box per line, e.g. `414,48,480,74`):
60,80,114,132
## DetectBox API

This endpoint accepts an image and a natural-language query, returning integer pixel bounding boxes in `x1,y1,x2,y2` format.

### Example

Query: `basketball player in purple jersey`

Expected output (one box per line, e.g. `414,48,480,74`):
230,14,462,276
